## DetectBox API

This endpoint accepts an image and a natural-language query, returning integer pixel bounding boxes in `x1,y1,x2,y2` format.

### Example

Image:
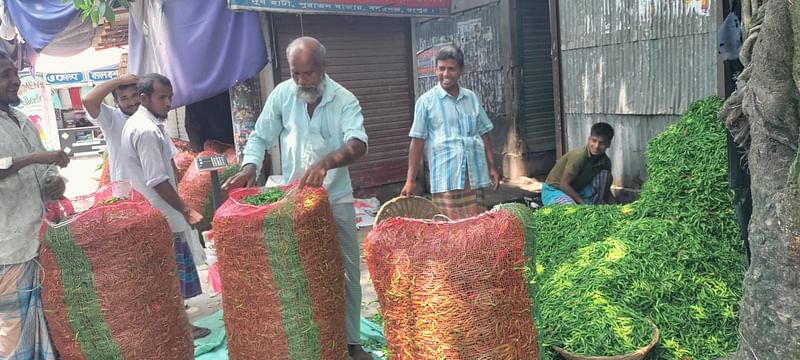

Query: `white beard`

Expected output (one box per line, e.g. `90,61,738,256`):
295,82,325,104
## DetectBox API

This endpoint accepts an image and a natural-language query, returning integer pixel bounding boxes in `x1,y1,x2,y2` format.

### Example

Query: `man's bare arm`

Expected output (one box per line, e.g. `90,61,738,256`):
299,139,367,188
0,151,69,180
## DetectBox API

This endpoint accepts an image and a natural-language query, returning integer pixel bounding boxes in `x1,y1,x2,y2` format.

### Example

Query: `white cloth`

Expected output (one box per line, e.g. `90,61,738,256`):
0,1,17,41
127,0,165,76
119,105,188,233
0,108,56,265
87,104,129,182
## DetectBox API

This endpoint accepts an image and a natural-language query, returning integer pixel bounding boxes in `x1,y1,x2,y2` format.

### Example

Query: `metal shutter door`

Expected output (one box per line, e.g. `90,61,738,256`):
519,0,556,152
273,14,414,189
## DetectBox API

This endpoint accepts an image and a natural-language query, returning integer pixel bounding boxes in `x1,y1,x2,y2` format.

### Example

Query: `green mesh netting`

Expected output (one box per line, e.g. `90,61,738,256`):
44,225,123,360
262,201,322,359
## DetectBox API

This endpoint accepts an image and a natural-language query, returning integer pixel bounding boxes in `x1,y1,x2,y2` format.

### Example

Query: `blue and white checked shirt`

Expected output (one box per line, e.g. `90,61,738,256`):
409,84,494,194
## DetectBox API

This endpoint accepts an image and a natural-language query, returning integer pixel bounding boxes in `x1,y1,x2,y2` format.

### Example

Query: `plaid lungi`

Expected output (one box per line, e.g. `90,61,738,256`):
173,231,202,300
432,188,486,220
0,259,56,360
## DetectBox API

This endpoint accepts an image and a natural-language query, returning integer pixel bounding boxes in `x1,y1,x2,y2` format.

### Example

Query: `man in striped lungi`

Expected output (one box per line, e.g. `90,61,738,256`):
401,45,500,219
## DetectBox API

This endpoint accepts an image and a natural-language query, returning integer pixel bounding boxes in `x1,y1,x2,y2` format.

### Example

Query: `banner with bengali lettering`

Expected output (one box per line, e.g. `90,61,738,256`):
229,0,450,16
18,71,60,150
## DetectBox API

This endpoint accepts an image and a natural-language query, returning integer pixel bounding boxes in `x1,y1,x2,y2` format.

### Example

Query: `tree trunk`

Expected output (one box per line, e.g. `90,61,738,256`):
720,1,800,359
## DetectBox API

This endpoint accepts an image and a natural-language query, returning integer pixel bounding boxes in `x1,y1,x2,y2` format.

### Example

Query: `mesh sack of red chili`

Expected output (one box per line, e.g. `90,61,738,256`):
197,163,240,231
178,150,241,231
223,146,239,164
204,139,239,164
212,185,347,360
39,181,193,360
178,150,216,216
172,137,192,152
174,150,197,183
203,139,229,153
364,204,539,359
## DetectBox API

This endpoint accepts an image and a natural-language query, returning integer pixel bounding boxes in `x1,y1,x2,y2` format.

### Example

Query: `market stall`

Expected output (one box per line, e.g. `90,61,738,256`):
36,47,126,156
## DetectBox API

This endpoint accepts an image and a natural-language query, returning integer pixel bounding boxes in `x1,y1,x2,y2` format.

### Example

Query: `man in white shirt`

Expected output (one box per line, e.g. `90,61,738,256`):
119,73,209,339
82,74,139,182
0,54,66,359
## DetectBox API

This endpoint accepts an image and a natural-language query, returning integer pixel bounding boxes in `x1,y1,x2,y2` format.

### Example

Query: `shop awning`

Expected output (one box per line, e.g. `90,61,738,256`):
37,47,126,85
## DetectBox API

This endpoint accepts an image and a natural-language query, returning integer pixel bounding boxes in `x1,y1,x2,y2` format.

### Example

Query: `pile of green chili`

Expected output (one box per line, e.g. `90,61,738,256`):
241,188,285,206
533,97,745,359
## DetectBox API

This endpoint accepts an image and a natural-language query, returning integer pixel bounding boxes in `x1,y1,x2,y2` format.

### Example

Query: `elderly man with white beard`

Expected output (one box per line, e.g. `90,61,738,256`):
222,36,371,359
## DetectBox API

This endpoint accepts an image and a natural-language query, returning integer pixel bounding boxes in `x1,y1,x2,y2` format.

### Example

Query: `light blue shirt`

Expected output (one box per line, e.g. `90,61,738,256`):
409,84,494,194
242,75,368,201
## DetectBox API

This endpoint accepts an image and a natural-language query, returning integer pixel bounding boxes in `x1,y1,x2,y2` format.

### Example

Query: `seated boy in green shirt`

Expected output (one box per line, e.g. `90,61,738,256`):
542,122,617,205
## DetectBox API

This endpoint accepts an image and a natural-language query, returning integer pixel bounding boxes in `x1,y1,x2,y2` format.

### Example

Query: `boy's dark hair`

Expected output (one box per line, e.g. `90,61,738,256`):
112,83,137,100
138,73,171,97
590,122,614,141
435,45,465,69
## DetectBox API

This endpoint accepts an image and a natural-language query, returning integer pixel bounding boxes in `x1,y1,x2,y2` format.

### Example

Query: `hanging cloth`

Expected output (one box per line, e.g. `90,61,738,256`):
127,0,268,107
4,0,78,50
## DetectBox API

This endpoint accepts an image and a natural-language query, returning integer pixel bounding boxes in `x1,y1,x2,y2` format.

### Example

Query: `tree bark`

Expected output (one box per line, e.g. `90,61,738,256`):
720,1,800,359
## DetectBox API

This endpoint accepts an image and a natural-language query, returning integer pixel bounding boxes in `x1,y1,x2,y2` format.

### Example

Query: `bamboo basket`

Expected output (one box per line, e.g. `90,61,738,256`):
553,324,660,360
374,195,442,225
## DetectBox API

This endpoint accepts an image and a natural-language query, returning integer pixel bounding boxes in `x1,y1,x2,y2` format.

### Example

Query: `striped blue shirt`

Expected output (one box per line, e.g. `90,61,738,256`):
409,84,494,194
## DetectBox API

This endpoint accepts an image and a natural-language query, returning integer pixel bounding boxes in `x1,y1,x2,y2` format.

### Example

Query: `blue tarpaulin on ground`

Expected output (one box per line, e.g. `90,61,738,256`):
193,310,387,359
193,310,228,359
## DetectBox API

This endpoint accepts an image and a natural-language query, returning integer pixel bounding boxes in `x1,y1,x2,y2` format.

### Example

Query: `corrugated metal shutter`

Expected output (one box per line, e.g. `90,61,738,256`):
272,14,414,189
519,0,556,152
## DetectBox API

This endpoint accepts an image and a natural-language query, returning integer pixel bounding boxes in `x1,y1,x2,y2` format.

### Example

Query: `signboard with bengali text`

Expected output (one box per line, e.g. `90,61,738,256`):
229,0,450,16
44,68,118,86
88,70,119,82
44,72,85,85
18,71,60,150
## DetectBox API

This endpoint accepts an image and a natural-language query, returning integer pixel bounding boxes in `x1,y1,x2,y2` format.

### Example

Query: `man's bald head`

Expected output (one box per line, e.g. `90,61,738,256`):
286,36,326,68
287,37,327,104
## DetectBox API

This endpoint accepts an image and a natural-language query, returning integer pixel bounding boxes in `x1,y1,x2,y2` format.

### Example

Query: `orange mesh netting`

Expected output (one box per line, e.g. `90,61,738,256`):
203,139,239,165
212,185,347,360
224,146,239,165
364,209,539,359
40,182,193,360
174,150,197,183
97,155,111,189
172,137,192,152
178,150,216,214
203,139,230,153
